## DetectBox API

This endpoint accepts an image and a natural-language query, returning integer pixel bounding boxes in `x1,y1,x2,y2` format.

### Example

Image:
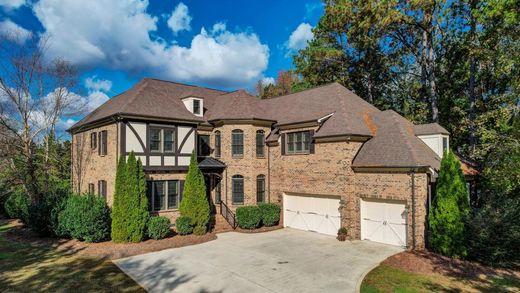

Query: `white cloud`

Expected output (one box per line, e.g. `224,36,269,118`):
167,2,191,34
32,0,269,88
0,0,25,10
84,91,110,112
85,76,112,92
0,19,32,43
287,23,314,51
262,77,275,85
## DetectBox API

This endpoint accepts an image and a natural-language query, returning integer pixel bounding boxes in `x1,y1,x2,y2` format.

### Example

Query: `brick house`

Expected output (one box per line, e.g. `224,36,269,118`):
68,78,475,249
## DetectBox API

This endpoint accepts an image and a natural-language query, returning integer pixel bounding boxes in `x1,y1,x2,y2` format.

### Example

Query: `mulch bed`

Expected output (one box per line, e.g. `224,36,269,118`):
234,224,283,233
383,250,520,280
1,219,217,260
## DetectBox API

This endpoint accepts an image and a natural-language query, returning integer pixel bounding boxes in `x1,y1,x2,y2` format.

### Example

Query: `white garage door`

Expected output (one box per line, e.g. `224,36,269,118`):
360,199,407,247
283,193,341,236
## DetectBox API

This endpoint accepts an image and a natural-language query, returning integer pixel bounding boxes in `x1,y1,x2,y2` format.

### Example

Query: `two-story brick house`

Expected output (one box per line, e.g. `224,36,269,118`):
69,78,474,249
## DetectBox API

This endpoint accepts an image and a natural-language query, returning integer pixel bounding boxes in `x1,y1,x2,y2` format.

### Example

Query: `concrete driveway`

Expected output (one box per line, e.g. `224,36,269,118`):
114,229,402,293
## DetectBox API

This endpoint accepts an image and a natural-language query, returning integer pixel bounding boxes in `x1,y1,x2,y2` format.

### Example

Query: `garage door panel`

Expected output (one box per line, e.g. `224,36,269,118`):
283,194,341,236
361,199,407,247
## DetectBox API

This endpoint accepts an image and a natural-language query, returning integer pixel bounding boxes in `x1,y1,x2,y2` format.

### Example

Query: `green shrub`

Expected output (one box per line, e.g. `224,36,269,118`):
236,206,262,229
179,152,210,235
258,203,280,227
338,227,348,235
27,190,69,237
4,191,29,222
147,216,171,240
175,216,193,235
58,194,111,242
193,225,207,235
111,153,149,243
429,151,469,258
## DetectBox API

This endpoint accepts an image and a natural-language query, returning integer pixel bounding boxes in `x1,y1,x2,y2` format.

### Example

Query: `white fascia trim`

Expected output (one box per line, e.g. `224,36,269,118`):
317,112,335,124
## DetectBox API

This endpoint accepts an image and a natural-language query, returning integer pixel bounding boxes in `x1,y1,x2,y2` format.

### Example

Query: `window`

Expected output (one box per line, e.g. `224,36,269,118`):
232,175,244,204
286,131,311,154
98,130,107,156
442,137,448,153
215,178,221,204
164,129,175,152
214,131,221,158
148,180,180,211
198,135,211,156
256,130,265,157
232,129,244,157
98,180,107,199
88,183,95,195
149,128,162,152
256,175,265,203
149,128,176,153
193,99,201,114
90,132,97,149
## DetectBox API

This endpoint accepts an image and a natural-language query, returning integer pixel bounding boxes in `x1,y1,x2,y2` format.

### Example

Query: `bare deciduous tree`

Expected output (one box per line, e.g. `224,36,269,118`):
0,32,85,203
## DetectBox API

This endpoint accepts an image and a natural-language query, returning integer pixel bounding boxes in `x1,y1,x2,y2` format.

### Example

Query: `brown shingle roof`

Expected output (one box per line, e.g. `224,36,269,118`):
69,78,227,131
205,90,274,121
259,83,379,137
352,110,441,169
414,123,449,135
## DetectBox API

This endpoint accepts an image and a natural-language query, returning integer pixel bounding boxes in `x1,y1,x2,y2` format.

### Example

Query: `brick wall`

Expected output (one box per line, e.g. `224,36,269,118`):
71,123,118,206
209,124,270,210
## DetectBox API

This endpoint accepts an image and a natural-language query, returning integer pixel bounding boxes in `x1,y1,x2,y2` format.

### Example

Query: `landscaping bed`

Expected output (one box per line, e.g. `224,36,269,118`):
361,251,520,292
2,219,217,260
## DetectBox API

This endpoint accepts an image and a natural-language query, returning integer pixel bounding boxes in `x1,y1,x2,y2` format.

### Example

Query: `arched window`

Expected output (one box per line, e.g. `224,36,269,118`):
232,175,244,204
214,131,221,158
231,129,244,157
256,175,265,203
256,130,265,157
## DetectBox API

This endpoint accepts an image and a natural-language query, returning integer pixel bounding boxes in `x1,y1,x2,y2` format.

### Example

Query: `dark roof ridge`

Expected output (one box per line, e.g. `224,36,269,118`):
143,77,229,93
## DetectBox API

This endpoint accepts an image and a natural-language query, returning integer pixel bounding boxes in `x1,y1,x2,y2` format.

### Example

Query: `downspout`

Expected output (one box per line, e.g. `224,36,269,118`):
267,142,271,203
411,170,416,250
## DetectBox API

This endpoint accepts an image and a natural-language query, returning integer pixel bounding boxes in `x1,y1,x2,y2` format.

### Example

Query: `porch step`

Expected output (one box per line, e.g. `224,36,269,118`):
212,214,234,233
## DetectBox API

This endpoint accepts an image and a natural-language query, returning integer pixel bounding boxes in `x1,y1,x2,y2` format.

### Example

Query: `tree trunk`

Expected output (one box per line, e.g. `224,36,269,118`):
423,8,439,123
468,0,478,155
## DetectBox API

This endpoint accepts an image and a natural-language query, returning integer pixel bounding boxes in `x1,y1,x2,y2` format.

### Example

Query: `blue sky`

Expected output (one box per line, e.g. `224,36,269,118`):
0,0,323,111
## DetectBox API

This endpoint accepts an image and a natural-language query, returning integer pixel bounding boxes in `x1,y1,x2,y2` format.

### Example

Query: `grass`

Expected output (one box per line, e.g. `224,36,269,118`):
0,222,145,293
361,264,520,293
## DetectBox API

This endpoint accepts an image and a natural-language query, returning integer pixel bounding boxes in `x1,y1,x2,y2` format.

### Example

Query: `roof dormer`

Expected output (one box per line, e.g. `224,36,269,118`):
182,97,204,117
414,123,450,158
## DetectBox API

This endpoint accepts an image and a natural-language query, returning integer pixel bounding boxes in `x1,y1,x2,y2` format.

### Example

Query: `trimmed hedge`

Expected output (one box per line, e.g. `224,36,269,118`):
258,203,280,227
175,216,193,235
57,194,111,243
236,206,262,229
147,216,171,240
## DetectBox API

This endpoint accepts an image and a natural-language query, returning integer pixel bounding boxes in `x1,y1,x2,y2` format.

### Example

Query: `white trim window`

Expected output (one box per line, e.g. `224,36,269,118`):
286,131,311,154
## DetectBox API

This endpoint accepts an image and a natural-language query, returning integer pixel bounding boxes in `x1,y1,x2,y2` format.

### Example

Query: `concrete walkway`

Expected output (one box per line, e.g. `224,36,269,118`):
114,229,402,293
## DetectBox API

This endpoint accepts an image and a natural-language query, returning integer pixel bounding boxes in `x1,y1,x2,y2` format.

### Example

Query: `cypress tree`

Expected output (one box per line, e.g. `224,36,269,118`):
179,152,210,235
111,156,127,242
429,150,469,258
124,152,149,242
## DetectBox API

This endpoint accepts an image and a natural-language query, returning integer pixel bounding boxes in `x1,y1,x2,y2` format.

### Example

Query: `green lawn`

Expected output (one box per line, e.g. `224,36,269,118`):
0,222,145,293
361,264,520,293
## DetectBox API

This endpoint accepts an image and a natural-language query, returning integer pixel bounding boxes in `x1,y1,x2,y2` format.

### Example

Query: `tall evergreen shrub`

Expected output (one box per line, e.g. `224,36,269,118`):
429,150,469,258
111,156,127,242
179,152,210,235
111,152,149,243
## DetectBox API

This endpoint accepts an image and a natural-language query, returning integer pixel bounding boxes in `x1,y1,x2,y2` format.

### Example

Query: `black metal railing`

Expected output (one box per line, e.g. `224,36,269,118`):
220,201,237,229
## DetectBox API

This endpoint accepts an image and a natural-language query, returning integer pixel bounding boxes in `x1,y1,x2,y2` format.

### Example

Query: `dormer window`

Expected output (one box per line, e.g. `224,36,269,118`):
182,97,204,117
193,99,201,115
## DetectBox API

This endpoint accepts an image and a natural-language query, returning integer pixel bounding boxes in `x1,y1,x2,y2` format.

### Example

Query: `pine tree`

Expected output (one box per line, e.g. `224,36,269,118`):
111,156,127,242
179,152,209,235
429,150,469,258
